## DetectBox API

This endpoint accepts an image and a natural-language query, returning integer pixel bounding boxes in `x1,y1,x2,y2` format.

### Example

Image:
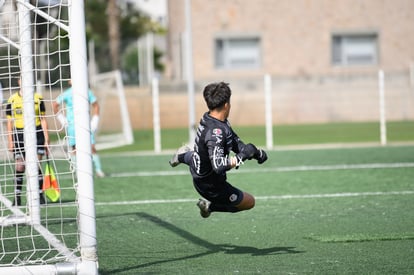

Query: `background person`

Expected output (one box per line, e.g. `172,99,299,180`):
5,77,49,206
53,79,105,178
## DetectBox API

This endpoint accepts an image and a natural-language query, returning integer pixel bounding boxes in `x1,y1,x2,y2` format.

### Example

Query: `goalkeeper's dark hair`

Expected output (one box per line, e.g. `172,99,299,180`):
203,82,232,110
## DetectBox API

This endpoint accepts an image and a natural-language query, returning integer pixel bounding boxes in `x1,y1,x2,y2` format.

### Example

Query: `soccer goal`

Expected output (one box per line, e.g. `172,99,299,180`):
0,1,98,274
90,70,134,150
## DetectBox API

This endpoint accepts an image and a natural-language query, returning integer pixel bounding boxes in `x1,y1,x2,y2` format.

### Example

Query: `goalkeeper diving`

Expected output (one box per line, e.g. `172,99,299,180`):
169,82,268,218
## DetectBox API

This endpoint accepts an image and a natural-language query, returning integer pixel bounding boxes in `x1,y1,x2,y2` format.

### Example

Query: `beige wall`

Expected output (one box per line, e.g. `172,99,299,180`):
167,0,414,80
158,0,414,129
93,74,414,130
43,72,413,132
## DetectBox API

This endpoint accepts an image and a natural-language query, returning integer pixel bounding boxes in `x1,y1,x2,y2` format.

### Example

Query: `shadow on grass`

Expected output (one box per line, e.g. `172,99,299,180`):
100,212,304,274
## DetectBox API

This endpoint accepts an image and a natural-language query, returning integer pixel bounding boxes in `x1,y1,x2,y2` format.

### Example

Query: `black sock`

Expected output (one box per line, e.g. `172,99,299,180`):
38,169,43,190
15,170,24,193
177,154,184,163
182,151,195,165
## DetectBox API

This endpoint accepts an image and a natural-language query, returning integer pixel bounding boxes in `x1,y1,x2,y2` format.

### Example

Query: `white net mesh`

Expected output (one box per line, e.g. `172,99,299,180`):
0,1,89,271
90,70,134,150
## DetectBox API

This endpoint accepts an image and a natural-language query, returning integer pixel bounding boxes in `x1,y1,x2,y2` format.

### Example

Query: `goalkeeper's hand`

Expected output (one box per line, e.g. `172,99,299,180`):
253,148,268,164
57,113,67,128
236,143,257,162
90,115,99,133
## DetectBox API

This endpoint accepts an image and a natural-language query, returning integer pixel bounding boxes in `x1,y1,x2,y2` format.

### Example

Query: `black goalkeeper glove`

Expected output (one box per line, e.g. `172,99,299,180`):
236,143,257,162
253,148,268,164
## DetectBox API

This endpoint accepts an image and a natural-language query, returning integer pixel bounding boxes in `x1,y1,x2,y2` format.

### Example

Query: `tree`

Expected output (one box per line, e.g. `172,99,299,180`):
84,0,163,75
107,0,120,70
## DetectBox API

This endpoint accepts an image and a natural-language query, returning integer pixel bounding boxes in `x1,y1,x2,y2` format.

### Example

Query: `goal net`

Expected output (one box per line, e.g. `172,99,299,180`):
0,1,98,274
90,70,134,150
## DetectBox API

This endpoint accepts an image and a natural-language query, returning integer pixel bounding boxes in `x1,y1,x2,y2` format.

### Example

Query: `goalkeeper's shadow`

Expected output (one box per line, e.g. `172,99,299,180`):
99,211,304,274
135,212,303,256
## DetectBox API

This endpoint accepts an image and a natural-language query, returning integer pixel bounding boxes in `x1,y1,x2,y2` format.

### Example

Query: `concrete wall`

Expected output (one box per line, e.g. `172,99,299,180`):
94,73,414,131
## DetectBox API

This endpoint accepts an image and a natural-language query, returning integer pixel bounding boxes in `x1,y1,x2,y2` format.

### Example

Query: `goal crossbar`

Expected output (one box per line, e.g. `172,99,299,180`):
16,0,69,32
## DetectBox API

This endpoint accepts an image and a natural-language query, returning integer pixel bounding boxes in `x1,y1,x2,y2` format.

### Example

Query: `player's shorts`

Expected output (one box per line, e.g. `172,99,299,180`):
13,126,46,159
192,169,244,206
67,123,95,147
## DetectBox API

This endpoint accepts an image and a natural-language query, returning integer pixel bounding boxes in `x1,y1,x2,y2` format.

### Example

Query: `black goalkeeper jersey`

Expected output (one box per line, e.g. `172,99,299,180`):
191,112,246,180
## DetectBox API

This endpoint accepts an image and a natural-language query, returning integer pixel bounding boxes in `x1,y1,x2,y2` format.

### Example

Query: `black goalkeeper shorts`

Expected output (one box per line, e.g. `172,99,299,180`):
192,173,244,206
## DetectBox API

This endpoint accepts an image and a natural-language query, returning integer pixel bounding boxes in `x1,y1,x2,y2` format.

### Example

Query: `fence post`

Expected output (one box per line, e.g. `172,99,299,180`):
264,74,273,149
152,77,161,153
378,70,387,146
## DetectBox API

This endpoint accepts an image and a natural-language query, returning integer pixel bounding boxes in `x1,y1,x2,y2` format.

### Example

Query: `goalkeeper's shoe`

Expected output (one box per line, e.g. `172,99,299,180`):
169,144,191,167
197,198,211,218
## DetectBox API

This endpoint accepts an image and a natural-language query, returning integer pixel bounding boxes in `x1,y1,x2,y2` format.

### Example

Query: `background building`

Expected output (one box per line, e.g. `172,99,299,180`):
159,0,414,126
167,0,414,81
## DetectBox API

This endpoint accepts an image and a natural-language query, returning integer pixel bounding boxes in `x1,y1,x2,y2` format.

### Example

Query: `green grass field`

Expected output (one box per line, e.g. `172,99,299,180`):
100,120,414,153
3,121,414,274
93,143,414,274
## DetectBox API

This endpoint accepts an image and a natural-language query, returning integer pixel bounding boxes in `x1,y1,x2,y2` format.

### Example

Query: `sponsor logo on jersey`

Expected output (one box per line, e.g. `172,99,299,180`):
212,146,229,169
212,128,223,144
212,128,222,136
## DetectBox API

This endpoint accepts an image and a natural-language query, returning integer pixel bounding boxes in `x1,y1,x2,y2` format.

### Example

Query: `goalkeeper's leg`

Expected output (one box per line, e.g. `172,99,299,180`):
199,191,255,215
169,144,192,167
194,179,255,218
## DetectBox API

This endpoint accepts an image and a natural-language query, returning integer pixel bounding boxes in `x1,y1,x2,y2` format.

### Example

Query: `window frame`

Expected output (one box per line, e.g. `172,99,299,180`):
214,34,262,70
331,31,379,66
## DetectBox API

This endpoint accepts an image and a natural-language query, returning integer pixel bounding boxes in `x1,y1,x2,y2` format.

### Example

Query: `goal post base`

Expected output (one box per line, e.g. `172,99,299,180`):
0,261,98,275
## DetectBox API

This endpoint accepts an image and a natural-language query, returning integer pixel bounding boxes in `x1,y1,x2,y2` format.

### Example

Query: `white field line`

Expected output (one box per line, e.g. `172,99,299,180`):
94,162,414,207
51,162,413,208
95,190,414,207
109,162,414,178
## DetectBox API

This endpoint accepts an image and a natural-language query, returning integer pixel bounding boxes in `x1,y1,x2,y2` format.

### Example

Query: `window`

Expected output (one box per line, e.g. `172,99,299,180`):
215,37,261,69
332,33,378,66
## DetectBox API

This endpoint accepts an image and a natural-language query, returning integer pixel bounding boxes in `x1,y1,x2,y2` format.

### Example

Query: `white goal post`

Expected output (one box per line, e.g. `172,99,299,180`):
90,70,134,150
0,1,98,274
